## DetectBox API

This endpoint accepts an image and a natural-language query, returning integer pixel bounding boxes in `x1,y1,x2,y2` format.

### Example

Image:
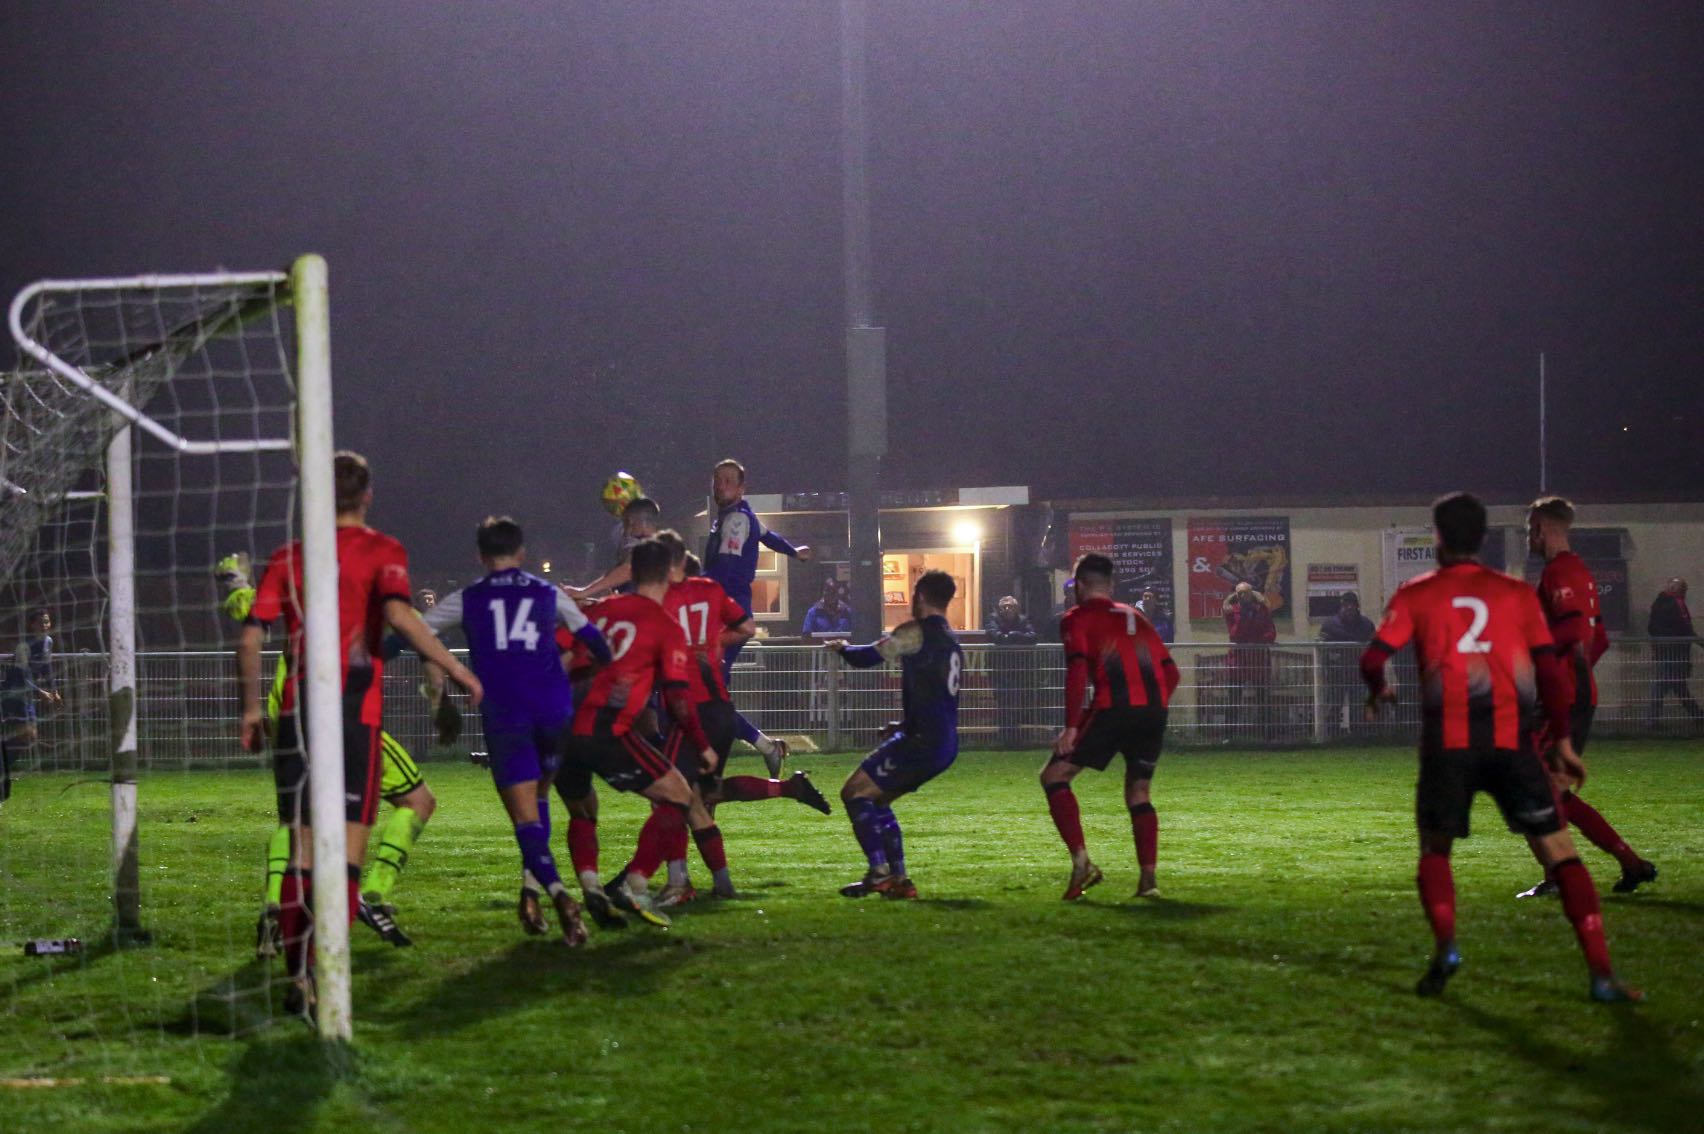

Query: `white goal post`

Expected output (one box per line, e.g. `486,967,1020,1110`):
5,254,351,1041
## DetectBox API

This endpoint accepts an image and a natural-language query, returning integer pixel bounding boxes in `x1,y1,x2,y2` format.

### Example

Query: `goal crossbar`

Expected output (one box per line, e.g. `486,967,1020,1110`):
8,272,295,456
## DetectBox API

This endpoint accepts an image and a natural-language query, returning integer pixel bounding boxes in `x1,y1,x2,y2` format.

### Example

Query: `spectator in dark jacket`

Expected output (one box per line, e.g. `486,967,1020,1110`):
1319,592,1376,735
1647,577,1704,728
1137,589,1176,643
987,595,1037,747
986,595,1037,645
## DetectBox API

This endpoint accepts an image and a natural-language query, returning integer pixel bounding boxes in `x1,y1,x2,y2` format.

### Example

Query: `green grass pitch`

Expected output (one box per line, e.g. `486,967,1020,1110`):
0,745,1700,1133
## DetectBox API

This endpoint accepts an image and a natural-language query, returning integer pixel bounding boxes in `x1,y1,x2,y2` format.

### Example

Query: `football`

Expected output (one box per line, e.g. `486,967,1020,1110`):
600,470,644,516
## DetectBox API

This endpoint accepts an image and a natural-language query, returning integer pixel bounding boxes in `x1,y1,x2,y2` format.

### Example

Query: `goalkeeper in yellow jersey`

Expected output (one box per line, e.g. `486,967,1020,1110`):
218,552,441,956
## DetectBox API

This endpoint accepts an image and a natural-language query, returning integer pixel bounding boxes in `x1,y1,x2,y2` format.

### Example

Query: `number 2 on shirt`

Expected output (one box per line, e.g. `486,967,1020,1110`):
1451,596,1490,654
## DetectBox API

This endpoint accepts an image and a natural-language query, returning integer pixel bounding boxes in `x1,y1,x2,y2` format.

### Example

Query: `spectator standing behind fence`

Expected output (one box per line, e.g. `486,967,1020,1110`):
1647,578,1704,729
987,595,1037,748
1318,592,1376,735
1137,589,1175,643
0,611,58,803
1222,583,1276,741
1,610,60,749
802,580,853,636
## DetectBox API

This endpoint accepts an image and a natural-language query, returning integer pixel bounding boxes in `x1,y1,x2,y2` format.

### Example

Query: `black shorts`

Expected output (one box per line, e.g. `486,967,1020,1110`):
1415,745,1563,840
663,700,738,787
558,730,676,798
272,668,382,827
1068,707,1167,778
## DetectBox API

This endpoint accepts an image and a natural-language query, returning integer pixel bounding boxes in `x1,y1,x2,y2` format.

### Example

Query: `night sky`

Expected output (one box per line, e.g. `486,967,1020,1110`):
3,2,1701,578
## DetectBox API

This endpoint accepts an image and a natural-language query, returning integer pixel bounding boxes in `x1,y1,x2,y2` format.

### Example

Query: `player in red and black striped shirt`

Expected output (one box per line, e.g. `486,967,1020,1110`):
1362,493,1641,1002
1515,497,1657,900
556,538,721,927
1043,553,1181,902
629,537,831,906
239,452,482,1015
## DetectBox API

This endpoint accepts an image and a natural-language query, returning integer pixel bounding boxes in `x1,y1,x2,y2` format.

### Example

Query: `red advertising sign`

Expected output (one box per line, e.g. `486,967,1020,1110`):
1187,516,1291,621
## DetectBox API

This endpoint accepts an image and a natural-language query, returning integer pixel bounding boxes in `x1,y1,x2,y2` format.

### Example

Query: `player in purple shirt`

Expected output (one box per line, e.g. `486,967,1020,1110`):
423,516,610,945
703,459,812,772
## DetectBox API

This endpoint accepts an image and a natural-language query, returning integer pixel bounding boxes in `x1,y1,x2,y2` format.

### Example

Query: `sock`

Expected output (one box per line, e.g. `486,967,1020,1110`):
874,805,905,878
1129,802,1158,871
667,858,691,887
1044,781,1086,856
668,814,690,862
628,808,669,881
346,864,362,920
522,868,540,896
279,867,311,979
847,797,888,872
693,825,729,873
567,815,600,878
361,806,424,902
515,820,566,897
265,826,290,907
537,797,552,841
1562,793,1644,873
720,775,784,801
735,711,765,748
1553,857,1614,978
1416,852,1456,947
633,806,684,881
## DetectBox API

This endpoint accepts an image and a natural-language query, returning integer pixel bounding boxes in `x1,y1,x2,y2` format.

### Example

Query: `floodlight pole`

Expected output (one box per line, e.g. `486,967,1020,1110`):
842,0,886,640
1538,351,1547,494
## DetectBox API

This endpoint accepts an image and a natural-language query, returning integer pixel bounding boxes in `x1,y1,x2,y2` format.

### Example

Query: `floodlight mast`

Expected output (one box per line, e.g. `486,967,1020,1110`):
842,0,886,640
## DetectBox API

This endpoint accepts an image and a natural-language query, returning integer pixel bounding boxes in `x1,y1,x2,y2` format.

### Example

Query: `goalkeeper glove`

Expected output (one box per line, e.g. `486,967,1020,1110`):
214,551,252,594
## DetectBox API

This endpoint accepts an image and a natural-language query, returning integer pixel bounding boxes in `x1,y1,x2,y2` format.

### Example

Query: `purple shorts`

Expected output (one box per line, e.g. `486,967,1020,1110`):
859,731,957,796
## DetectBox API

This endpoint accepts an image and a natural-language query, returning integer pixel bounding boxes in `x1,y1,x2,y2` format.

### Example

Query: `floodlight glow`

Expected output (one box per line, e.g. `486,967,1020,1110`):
952,520,983,546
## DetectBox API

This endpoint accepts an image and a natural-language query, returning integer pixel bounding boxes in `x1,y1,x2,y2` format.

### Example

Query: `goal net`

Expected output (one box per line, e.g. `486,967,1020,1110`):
0,257,352,1068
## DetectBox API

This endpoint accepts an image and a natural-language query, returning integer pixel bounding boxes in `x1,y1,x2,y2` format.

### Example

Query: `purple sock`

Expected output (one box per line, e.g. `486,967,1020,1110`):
734,710,763,747
537,796,551,842
874,805,906,877
847,798,887,871
515,821,563,893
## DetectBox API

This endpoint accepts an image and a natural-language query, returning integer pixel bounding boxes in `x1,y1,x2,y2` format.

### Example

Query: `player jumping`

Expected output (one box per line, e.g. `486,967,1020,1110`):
826,569,962,900
1514,496,1658,899
556,538,726,928
419,516,610,945
238,451,482,1019
703,459,811,775
1361,492,1641,1002
1043,553,1181,901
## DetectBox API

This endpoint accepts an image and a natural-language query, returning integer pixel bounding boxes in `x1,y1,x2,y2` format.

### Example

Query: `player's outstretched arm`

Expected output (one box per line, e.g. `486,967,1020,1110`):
833,621,924,669
385,600,483,707
758,528,810,561
567,564,630,601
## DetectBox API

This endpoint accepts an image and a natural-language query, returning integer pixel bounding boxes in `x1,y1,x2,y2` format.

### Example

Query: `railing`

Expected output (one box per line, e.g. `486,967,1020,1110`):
8,640,1702,771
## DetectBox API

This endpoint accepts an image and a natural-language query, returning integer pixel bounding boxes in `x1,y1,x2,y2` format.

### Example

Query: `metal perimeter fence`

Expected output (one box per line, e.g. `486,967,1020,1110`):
8,640,1704,773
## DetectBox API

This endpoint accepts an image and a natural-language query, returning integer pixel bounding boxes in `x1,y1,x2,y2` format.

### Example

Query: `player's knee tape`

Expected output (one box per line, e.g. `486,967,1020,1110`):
1043,780,1073,796
1128,802,1156,817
